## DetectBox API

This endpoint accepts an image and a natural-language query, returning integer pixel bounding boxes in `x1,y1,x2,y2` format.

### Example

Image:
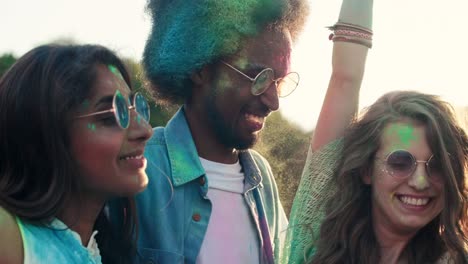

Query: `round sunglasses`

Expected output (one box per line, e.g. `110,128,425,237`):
379,150,443,181
221,61,300,98
77,90,150,129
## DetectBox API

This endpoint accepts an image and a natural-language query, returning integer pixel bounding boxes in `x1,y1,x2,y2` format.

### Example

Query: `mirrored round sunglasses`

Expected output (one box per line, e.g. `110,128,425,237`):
76,90,150,129
221,61,299,98
379,150,443,182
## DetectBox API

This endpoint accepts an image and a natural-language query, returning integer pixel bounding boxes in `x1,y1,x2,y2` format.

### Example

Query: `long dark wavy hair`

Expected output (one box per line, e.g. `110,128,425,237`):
0,44,139,263
310,91,468,264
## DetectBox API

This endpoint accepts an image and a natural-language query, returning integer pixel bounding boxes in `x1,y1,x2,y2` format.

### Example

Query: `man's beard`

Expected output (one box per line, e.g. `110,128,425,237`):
204,96,258,150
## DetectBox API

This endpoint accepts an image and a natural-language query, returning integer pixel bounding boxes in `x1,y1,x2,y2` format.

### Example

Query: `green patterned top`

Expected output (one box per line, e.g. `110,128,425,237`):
281,139,343,264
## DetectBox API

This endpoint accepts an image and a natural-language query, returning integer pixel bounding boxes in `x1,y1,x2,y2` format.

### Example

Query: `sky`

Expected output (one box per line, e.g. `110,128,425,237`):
1,0,467,131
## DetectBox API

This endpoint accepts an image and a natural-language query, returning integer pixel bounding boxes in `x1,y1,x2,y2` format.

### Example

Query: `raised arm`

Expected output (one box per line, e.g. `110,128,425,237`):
311,0,373,151
282,1,374,263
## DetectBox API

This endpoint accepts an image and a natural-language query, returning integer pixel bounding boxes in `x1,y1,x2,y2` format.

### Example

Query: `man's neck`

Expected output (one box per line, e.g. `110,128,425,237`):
184,105,239,164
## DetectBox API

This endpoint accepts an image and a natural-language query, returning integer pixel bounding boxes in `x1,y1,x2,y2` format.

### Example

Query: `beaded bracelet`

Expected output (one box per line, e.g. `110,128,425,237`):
330,35,373,49
327,22,373,49
327,22,373,34
334,29,372,40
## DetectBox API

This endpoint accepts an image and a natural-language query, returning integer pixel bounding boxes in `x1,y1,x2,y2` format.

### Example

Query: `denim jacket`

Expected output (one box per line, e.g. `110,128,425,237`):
134,108,287,264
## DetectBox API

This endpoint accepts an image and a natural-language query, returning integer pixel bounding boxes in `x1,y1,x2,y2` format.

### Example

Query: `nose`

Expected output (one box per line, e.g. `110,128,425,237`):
127,109,153,142
408,163,430,190
259,82,280,111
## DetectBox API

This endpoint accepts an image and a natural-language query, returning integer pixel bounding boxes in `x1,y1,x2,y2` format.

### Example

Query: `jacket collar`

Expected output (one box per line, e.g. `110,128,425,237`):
239,150,263,191
164,107,205,187
165,107,262,189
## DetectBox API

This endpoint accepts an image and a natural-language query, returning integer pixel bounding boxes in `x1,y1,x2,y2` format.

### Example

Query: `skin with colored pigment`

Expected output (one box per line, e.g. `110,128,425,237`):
87,123,96,132
80,100,98,132
135,115,142,125
213,75,234,94
108,65,124,80
385,123,417,150
383,123,431,189
234,57,249,70
365,120,445,245
80,99,91,111
71,64,153,197
189,28,291,156
415,174,429,190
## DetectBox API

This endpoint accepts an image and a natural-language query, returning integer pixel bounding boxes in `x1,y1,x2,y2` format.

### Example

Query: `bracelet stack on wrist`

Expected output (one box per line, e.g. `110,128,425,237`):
327,22,373,48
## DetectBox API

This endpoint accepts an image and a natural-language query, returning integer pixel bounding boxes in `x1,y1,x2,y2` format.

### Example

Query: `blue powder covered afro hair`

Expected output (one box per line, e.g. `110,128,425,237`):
143,0,309,104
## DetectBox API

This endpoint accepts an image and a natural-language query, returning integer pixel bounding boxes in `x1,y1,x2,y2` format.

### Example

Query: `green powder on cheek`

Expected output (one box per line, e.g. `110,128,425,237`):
233,57,249,69
225,57,250,93
216,72,235,94
87,123,96,131
80,99,90,111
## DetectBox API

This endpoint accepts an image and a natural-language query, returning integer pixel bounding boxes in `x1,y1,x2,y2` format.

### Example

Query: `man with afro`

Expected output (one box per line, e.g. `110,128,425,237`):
135,0,309,263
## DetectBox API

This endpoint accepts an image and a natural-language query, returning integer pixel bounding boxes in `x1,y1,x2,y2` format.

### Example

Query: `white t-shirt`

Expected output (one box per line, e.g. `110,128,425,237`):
196,157,260,264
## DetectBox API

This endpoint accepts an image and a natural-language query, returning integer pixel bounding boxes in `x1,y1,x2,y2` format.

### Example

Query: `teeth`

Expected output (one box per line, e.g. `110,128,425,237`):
121,155,143,160
400,196,429,206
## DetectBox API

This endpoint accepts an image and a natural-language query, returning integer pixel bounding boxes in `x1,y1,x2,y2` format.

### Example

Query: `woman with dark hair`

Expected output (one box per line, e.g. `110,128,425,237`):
0,44,153,263
283,0,468,262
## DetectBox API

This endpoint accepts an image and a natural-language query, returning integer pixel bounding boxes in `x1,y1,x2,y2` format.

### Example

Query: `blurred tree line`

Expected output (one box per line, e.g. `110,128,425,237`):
255,112,310,216
0,53,16,77
0,52,310,216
